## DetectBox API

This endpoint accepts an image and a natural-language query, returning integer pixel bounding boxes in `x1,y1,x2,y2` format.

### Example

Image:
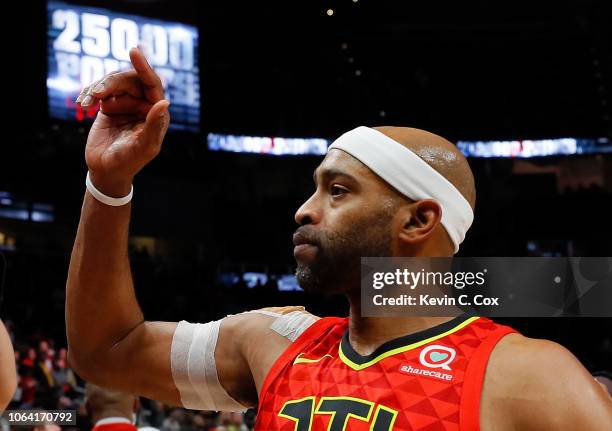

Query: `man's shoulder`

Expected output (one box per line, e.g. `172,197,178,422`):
489,333,588,388
482,333,612,431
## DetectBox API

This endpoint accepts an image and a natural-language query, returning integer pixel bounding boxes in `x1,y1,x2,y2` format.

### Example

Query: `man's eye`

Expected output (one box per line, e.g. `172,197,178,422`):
330,185,348,196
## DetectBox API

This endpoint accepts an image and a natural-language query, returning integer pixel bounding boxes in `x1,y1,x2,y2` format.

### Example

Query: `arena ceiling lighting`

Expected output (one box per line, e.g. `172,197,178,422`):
207,133,330,156
456,137,612,158
208,133,612,158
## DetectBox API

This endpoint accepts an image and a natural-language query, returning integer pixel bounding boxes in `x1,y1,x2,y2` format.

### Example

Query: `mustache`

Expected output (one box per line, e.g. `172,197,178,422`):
293,225,322,247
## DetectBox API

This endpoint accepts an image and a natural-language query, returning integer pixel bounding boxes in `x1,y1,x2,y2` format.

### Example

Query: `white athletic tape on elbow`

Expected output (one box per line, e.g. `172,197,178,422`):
171,320,247,412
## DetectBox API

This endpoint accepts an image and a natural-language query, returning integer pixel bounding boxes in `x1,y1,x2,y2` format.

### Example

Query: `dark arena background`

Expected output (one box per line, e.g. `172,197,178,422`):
1,0,611,430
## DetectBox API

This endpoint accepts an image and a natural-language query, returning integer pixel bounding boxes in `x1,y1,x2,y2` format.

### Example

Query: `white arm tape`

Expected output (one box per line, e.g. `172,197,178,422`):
170,320,247,412
241,310,317,341
269,311,317,342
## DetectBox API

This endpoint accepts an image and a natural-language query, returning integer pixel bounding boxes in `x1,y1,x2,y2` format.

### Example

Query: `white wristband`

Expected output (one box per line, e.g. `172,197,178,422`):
85,171,133,206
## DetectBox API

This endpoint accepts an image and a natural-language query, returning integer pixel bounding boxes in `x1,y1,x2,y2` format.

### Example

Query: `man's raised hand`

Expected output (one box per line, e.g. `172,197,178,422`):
77,47,170,197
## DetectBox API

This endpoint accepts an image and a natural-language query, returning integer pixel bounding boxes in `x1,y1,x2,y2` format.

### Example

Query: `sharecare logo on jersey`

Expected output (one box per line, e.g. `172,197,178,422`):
399,364,454,382
419,345,456,370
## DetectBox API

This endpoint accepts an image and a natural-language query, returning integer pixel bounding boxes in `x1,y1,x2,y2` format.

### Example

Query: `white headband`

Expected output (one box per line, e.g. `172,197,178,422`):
328,126,473,253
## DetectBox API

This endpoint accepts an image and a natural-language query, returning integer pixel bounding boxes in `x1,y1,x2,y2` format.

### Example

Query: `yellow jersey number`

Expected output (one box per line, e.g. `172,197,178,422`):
278,396,398,431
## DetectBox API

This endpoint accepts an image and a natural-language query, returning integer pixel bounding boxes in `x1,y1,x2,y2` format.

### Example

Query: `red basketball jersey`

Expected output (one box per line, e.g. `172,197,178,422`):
255,313,516,431
91,422,137,431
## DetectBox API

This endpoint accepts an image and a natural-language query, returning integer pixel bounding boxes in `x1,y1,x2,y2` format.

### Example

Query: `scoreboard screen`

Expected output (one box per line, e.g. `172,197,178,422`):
47,1,200,132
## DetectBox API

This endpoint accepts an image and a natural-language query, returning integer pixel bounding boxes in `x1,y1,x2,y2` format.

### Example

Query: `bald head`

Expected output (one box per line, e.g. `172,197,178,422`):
373,126,476,209
85,383,137,424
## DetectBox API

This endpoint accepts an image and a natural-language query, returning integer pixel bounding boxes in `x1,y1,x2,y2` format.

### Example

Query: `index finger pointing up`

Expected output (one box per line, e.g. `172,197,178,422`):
129,47,165,104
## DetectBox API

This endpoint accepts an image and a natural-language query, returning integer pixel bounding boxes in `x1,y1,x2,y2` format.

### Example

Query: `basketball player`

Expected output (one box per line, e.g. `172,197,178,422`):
85,383,139,431
66,48,612,430
0,320,17,412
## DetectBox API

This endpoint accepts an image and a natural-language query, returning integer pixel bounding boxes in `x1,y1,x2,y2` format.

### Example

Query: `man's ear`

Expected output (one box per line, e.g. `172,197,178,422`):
398,199,442,246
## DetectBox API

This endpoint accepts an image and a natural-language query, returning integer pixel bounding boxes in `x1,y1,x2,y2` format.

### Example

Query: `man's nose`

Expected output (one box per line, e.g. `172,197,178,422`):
295,193,322,226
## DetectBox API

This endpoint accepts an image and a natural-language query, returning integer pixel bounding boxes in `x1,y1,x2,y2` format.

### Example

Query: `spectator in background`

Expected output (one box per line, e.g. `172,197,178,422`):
33,344,57,409
17,364,37,408
216,412,246,431
52,348,78,397
136,400,165,429
85,383,139,431
32,425,61,431
0,320,17,412
190,413,218,431
38,340,53,364
22,347,36,367
160,409,185,431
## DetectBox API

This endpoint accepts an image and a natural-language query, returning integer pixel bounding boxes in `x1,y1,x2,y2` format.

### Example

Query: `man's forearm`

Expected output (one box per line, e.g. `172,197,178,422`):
66,191,144,364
